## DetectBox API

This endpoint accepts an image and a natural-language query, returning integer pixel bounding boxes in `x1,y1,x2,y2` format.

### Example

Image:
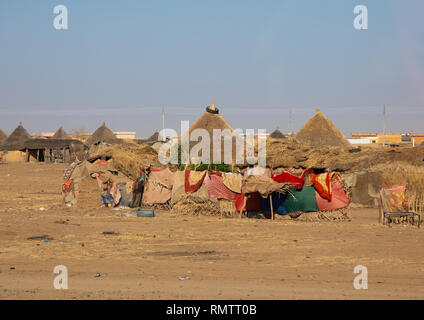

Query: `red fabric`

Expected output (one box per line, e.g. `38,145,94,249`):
313,172,332,201
150,167,164,172
234,193,246,211
272,169,314,189
62,179,73,192
94,160,109,166
207,170,222,176
184,170,207,193
204,173,236,200
315,181,350,211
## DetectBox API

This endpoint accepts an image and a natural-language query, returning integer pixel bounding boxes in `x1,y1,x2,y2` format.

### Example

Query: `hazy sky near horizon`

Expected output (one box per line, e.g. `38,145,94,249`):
0,0,423,137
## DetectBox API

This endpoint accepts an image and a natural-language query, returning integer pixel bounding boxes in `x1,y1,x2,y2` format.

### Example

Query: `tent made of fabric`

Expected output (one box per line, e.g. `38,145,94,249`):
142,168,176,205
284,186,319,213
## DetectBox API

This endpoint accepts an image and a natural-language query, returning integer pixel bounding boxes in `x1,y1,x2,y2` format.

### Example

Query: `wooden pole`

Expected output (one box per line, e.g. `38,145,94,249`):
270,194,274,220
25,148,29,162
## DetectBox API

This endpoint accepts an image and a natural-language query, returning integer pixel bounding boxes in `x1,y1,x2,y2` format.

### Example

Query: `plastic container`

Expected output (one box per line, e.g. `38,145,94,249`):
136,209,154,217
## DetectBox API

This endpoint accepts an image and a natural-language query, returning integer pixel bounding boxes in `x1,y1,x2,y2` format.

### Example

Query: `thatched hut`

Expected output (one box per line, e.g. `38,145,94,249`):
270,129,286,139
23,138,87,163
136,131,160,145
296,109,349,147
0,129,7,145
0,123,33,162
0,123,31,151
85,122,120,146
52,127,72,139
185,101,242,165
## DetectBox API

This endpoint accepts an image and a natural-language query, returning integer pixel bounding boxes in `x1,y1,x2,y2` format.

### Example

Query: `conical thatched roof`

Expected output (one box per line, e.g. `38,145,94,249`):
185,102,241,164
85,122,119,146
0,129,7,144
296,109,349,147
270,129,285,139
52,127,71,139
0,123,31,151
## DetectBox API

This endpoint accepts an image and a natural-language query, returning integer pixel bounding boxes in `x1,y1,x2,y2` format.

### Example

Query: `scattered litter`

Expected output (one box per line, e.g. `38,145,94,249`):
27,235,54,241
10,267,15,270
101,231,120,235
179,275,190,281
120,212,134,217
95,273,101,278
39,207,46,211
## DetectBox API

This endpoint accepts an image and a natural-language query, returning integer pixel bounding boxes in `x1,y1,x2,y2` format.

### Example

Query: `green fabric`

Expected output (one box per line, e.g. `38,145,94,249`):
284,186,319,213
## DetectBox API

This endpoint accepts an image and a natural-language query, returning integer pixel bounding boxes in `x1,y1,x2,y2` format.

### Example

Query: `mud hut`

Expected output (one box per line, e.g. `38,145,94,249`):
85,122,119,146
296,109,349,147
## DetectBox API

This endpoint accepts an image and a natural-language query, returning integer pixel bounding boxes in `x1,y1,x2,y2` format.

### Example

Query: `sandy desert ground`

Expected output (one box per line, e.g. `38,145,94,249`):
0,162,423,300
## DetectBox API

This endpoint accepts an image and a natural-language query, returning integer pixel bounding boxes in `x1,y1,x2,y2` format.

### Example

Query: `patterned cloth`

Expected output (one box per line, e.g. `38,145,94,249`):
204,172,236,200
313,172,334,201
380,185,407,212
184,170,207,193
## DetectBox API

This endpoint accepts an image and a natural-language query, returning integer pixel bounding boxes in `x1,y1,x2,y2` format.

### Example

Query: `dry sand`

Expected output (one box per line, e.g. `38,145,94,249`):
0,162,423,300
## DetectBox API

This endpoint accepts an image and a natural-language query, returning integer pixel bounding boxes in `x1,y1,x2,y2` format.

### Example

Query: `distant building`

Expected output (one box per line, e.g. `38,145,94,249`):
113,132,136,140
350,132,424,145
41,132,55,138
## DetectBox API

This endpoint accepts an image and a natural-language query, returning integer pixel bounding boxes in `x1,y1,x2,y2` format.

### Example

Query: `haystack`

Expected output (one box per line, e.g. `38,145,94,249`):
0,123,31,151
270,129,285,139
85,122,119,146
52,127,71,139
88,142,160,179
185,101,242,165
296,109,349,147
0,129,7,144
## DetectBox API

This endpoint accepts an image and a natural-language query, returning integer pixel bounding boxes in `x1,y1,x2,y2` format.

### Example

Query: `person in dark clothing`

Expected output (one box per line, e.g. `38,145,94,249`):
130,167,147,208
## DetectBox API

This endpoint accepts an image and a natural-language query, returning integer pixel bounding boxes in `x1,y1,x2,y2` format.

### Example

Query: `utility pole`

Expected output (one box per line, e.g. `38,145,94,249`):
382,104,386,146
288,108,293,135
162,105,165,141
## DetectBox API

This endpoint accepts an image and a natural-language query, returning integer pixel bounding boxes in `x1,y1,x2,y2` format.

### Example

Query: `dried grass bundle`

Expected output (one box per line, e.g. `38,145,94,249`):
375,161,424,216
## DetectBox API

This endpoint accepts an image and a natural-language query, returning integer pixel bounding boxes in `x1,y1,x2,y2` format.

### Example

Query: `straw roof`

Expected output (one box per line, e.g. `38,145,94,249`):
0,123,31,151
52,127,71,139
85,122,119,146
0,129,7,144
270,129,285,139
186,102,241,164
296,109,349,147
24,139,85,150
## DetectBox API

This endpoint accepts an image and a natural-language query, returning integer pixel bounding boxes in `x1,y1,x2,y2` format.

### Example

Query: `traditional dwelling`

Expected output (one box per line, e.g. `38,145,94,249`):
85,122,120,146
184,101,242,164
0,123,33,162
23,127,87,163
0,129,7,145
270,129,286,139
296,109,349,147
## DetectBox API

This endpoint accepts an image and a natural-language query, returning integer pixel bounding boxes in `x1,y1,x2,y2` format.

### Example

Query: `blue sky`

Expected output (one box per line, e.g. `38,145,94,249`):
0,0,423,137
